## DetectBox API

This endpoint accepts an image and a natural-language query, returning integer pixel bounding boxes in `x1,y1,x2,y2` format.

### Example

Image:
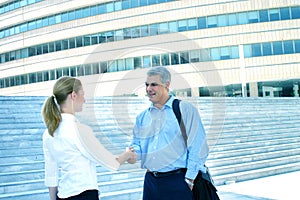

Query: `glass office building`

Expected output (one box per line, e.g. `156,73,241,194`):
0,0,299,97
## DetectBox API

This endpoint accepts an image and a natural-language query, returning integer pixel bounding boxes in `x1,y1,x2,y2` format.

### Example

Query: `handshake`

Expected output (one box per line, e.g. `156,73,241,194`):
116,147,137,165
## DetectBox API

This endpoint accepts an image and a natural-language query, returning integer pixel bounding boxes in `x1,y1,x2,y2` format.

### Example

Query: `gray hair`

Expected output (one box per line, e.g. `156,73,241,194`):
147,66,171,84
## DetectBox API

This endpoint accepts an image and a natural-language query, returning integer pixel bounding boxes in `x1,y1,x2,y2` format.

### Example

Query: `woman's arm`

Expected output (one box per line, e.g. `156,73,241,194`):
48,187,58,200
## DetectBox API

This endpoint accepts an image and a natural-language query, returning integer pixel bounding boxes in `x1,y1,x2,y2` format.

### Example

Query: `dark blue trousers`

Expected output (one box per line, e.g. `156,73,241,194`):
143,171,193,200
57,190,99,200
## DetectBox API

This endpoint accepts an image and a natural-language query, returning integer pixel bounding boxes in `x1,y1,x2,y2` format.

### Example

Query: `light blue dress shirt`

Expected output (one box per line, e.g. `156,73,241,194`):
131,95,209,180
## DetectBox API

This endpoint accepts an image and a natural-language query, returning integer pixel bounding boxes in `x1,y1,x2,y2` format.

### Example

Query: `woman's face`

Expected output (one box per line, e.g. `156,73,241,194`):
73,87,85,112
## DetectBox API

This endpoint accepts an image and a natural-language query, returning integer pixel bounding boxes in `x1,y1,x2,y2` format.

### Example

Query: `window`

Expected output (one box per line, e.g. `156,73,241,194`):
190,50,200,62
243,45,251,58
143,56,151,68
252,44,262,57
262,43,272,56
82,7,90,17
84,36,91,46
161,53,170,65
92,63,100,74
77,65,84,76
55,41,62,51
273,41,283,55
237,12,248,24
140,0,147,6
132,26,141,38
178,20,187,32
134,57,142,69
76,37,83,47
68,10,76,20
56,68,63,78
141,25,149,37
69,38,75,49
125,58,134,70
75,9,83,19
122,0,130,9
210,48,220,60
99,33,106,43
171,53,179,65
84,64,92,75
198,17,207,29
123,28,131,39
106,2,114,13
29,73,36,84
70,67,77,77
49,43,55,52
291,7,300,19
115,1,122,11
259,10,269,22
220,47,230,60
149,24,158,36
62,40,69,50
207,16,217,28
159,22,169,34
169,21,177,32
283,40,293,54
269,9,280,21
200,49,210,61
117,59,125,71
91,34,98,45
295,40,300,53
42,44,49,53
217,15,227,27
152,55,160,66
280,7,291,20
180,51,189,64
91,5,98,15
43,71,49,81
231,46,239,59
106,31,114,42
248,11,259,23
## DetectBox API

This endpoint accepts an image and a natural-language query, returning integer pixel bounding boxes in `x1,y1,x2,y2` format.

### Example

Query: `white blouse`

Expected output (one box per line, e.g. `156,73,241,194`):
43,113,99,198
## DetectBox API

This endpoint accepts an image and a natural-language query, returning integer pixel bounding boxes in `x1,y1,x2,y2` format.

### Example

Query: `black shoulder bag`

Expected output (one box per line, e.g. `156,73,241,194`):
172,99,220,200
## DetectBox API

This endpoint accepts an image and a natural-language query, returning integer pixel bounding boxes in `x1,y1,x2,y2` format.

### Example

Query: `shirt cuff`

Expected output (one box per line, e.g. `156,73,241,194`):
185,169,198,180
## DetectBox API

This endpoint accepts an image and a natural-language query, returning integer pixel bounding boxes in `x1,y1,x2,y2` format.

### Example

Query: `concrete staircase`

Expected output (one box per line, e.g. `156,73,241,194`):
0,96,299,200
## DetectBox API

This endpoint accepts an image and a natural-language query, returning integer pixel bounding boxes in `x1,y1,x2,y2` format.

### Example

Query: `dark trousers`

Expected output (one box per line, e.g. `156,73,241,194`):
57,190,99,200
143,171,193,200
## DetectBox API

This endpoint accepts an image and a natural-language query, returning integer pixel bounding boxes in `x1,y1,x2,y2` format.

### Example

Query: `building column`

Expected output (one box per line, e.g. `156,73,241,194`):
249,82,258,97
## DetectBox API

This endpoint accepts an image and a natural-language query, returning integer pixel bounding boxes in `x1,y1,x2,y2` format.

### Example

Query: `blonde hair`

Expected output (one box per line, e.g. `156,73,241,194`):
42,76,82,136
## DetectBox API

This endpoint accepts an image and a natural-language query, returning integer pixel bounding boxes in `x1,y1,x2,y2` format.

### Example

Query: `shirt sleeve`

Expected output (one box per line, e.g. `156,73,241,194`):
130,122,142,161
180,101,209,180
43,131,58,187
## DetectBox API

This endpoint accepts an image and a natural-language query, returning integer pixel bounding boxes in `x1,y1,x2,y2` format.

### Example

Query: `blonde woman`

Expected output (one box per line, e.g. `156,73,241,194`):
42,76,134,200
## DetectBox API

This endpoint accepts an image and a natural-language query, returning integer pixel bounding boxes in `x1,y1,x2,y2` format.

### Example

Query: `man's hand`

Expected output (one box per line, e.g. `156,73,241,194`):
127,147,137,164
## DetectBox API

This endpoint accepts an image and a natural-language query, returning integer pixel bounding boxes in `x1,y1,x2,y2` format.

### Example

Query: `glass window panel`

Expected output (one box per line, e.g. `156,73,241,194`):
152,54,160,66
178,20,187,32
42,44,49,53
75,9,83,19
149,24,158,36
10,51,15,61
28,47,36,56
106,3,114,13
115,30,124,41
55,41,62,51
269,9,280,21
84,36,91,46
36,19,42,28
161,53,170,65
91,34,98,45
98,4,106,14
210,48,220,60
21,74,28,85
0,30,4,39
56,68,63,78
122,0,130,9
62,40,69,50
49,43,55,52
159,22,169,34
125,58,134,70
295,40,300,53
15,50,21,60
63,67,70,76
149,0,157,5
82,7,90,17
107,61,117,72
169,21,177,32
207,16,217,28
29,72,36,84
131,0,139,8
15,26,20,34
283,40,293,54
9,27,15,35
84,64,92,75
252,44,262,57
98,33,107,43
134,57,142,69
123,28,131,39
180,51,189,64
201,49,211,62
15,75,21,86
55,14,61,24
217,15,227,27
43,71,49,81
190,50,200,62
237,12,248,24
117,59,125,71
141,25,149,37
231,46,239,59
42,17,49,26
76,37,83,47
50,70,56,80
273,41,283,55
91,5,98,15
115,1,122,11
36,45,42,55
171,53,179,65
92,63,100,74
37,71,43,82
49,16,55,25
28,21,36,30
132,26,141,38
291,7,300,19
143,56,151,68
69,38,75,49
280,8,291,20
198,17,207,29
21,48,28,58
70,67,77,77
140,0,147,6
262,43,272,56
100,62,108,73
259,10,269,22
220,47,230,60
77,65,84,76
68,10,75,20
106,31,114,42
248,11,259,23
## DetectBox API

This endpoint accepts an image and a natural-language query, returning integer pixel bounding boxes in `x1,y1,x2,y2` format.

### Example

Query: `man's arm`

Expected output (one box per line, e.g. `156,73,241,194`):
48,187,58,200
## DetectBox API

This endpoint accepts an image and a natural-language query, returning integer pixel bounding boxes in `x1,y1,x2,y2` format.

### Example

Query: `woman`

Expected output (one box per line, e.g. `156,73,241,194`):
42,76,134,200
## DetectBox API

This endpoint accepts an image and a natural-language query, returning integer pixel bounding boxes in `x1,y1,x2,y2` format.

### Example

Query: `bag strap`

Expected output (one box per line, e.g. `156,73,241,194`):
172,99,188,146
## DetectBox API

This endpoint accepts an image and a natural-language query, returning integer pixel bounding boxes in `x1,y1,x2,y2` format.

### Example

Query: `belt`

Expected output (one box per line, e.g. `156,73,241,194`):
147,168,186,178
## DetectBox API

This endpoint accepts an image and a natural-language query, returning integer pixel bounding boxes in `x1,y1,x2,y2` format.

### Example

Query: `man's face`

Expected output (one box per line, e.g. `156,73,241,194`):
145,75,169,105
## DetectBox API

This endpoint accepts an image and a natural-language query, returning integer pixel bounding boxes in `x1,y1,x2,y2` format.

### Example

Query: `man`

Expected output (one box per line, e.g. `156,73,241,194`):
129,66,209,200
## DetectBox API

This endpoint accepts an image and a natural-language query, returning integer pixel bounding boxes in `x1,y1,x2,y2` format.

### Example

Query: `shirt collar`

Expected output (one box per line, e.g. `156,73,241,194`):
149,95,174,110
61,113,78,122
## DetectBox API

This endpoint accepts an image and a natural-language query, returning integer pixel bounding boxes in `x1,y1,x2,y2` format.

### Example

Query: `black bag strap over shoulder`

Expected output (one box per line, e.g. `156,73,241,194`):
172,99,188,146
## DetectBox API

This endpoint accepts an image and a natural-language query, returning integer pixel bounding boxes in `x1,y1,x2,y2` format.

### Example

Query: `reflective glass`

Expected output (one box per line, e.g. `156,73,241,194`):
262,43,272,56
273,41,283,55
283,40,293,54
259,10,269,22
269,9,280,21
280,7,290,20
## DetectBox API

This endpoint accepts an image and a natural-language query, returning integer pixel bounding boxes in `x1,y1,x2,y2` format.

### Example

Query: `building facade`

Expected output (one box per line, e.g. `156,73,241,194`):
0,0,300,97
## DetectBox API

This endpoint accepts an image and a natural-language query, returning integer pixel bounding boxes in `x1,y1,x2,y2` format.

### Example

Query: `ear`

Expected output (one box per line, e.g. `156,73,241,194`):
165,81,170,89
70,91,77,100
